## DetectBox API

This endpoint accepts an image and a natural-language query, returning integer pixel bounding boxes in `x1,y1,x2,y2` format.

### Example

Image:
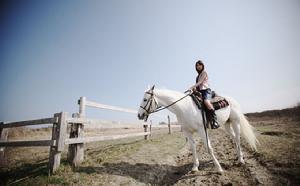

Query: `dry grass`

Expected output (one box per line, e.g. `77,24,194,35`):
7,127,52,140
249,116,300,184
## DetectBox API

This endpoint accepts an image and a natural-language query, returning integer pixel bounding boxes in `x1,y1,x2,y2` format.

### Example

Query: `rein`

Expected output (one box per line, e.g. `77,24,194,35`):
150,93,192,114
141,90,192,115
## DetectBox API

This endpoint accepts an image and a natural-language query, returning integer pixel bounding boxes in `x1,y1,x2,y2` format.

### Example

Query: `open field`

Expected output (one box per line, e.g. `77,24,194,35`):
0,106,299,185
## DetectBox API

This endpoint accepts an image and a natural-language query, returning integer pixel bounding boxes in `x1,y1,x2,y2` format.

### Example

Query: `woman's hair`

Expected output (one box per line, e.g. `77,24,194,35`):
195,60,205,74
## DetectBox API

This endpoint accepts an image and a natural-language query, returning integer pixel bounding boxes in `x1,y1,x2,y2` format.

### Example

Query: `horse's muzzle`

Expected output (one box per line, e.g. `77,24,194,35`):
137,113,144,120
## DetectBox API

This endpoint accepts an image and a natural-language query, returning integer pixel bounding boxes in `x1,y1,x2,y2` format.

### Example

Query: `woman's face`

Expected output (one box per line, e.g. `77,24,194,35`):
196,63,203,71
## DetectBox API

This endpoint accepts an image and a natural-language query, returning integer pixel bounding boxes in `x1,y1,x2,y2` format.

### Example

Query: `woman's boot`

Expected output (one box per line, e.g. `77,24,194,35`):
209,109,220,129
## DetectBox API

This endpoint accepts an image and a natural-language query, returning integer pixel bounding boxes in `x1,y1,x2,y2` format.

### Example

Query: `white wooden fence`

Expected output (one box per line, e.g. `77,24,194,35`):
0,96,180,174
0,113,65,174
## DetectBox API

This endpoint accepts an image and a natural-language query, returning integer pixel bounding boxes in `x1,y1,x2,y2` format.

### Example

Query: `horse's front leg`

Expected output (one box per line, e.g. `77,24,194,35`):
183,130,199,172
198,129,224,173
207,138,224,173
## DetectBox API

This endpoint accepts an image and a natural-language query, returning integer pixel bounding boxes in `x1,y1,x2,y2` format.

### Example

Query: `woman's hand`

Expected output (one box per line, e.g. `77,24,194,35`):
189,86,197,92
185,87,195,94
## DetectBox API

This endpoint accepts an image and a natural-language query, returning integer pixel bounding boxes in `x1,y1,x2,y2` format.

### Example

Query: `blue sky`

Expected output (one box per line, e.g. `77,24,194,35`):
1,0,300,123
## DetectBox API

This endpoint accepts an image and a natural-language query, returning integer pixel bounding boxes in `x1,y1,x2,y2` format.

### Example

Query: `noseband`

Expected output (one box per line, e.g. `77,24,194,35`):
139,91,159,118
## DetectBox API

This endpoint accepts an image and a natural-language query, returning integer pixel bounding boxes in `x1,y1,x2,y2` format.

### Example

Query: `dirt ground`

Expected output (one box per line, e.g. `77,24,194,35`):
0,107,299,185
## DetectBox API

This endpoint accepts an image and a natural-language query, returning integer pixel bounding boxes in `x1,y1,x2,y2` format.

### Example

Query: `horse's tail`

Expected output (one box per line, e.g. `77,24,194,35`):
227,97,259,151
238,111,259,151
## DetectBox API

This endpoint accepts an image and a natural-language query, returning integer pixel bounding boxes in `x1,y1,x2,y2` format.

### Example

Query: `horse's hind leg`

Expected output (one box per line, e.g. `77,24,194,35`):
231,120,245,164
224,122,236,141
183,129,199,172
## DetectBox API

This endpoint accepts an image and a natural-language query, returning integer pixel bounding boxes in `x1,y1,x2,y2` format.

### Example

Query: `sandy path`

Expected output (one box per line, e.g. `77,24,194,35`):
172,129,280,185
82,128,279,185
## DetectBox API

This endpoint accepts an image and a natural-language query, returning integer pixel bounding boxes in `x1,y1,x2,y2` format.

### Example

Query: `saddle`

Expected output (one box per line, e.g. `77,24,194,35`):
190,91,229,129
191,91,229,110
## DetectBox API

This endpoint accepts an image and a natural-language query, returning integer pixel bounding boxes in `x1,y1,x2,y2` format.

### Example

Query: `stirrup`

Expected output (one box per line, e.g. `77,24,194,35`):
211,121,220,129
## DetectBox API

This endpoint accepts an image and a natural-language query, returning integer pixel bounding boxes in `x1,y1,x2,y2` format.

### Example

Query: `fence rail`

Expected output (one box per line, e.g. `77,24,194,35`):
85,100,137,114
0,140,56,147
65,132,151,145
1,117,58,128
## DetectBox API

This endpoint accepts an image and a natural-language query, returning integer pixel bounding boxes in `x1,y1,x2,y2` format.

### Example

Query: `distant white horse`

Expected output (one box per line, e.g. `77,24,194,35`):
138,86,258,173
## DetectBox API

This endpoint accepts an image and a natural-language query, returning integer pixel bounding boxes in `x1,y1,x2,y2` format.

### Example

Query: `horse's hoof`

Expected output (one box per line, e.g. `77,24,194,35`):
191,167,199,173
217,169,224,175
239,159,245,165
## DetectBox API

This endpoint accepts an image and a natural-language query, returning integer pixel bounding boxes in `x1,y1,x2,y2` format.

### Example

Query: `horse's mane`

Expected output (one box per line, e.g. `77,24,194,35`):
154,88,185,101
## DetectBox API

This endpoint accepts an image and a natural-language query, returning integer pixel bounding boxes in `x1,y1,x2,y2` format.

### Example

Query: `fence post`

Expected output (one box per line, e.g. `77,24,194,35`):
68,113,84,167
49,112,67,174
0,122,8,167
78,97,86,118
144,124,148,140
168,115,171,134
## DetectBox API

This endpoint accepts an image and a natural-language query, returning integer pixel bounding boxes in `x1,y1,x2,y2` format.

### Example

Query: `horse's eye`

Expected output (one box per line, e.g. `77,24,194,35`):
144,99,147,102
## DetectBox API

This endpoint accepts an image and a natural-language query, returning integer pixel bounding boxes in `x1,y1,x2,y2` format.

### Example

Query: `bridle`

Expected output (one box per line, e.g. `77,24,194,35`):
139,91,159,121
140,89,192,121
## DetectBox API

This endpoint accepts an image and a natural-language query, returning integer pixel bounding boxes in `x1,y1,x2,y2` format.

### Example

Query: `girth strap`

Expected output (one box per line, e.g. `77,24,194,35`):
190,94,209,152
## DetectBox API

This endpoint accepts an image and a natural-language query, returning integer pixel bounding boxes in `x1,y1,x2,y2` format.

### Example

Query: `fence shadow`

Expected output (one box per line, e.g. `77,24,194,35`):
75,161,213,185
0,160,49,185
76,161,188,185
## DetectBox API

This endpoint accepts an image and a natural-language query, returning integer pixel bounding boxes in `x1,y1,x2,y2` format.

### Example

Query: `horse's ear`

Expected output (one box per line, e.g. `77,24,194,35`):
151,85,155,90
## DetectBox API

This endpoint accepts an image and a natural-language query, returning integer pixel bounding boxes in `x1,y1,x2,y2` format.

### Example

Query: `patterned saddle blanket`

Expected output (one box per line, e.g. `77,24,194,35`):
191,91,229,111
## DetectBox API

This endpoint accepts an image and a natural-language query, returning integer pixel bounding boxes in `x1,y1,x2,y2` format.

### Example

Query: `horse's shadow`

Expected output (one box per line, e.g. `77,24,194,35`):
75,161,213,185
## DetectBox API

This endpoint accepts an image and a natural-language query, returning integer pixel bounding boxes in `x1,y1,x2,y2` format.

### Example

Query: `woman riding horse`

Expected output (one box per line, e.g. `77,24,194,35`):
189,60,220,129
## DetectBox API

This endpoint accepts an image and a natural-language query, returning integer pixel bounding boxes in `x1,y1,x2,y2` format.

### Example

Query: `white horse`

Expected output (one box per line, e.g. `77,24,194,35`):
137,85,258,173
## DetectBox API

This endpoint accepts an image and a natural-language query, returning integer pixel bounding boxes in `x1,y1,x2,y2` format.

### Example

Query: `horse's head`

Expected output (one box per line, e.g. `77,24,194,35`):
137,85,158,121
